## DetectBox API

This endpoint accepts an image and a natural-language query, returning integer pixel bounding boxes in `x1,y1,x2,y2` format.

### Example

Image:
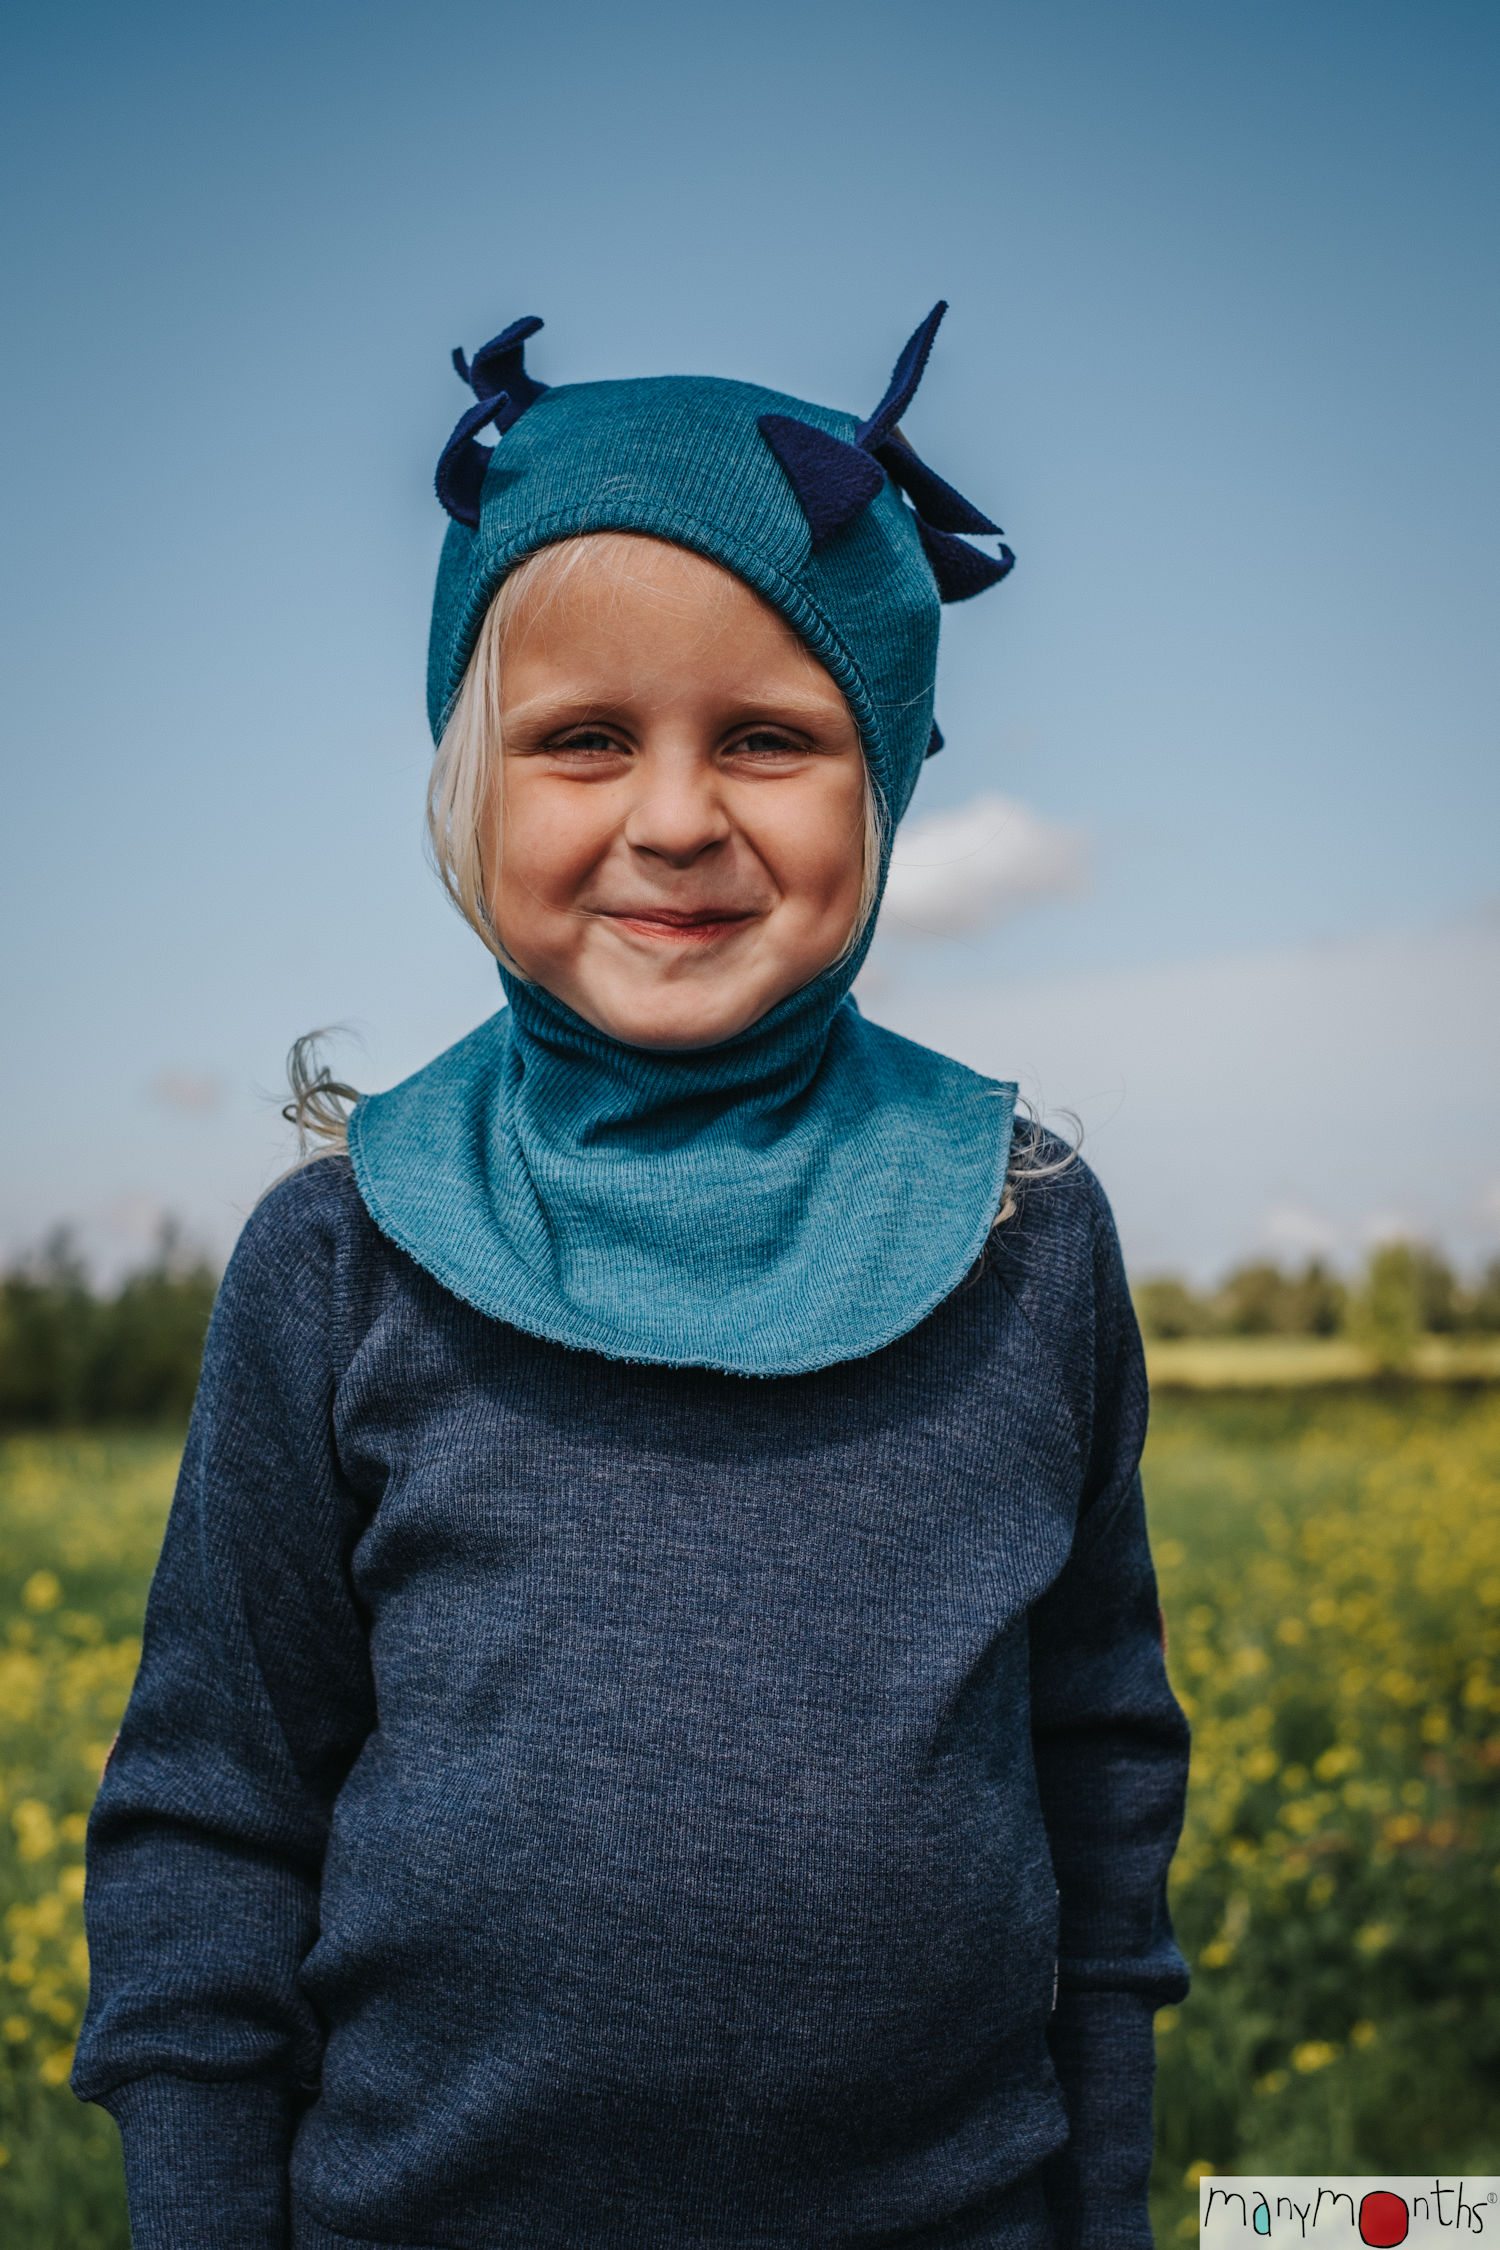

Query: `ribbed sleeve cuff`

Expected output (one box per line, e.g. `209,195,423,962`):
1042,1988,1161,2250
96,2074,294,2250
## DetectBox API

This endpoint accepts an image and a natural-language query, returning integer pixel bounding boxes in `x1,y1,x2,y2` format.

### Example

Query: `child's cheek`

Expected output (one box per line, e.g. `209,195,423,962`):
496,781,617,918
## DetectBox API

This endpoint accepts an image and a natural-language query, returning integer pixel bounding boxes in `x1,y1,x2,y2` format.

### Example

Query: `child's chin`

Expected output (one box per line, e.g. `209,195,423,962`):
585,978,771,1053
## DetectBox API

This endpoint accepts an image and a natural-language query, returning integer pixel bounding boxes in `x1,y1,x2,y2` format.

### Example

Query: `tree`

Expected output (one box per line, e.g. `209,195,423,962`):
1283,1259,1347,1337
0,1224,218,1426
1349,1242,1423,1375
1466,1258,1500,1334
1134,1277,1213,1340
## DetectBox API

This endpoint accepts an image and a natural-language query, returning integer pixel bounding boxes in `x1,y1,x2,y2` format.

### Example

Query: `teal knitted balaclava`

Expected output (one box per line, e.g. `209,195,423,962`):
349,307,1020,1376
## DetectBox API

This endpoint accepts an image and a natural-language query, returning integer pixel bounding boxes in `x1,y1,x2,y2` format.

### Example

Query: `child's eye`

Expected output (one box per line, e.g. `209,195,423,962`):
550,730,627,757
731,731,805,760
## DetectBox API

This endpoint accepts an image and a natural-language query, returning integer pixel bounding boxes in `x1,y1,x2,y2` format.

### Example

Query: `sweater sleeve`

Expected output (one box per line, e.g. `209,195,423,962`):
72,1167,378,2250
1025,1178,1190,2250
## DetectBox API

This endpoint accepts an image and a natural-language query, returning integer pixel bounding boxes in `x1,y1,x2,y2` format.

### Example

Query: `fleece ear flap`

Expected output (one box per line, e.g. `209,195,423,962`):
437,315,549,529
876,436,1001,536
916,519,1016,602
436,392,513,528
461,315,548,417
758,415,887,549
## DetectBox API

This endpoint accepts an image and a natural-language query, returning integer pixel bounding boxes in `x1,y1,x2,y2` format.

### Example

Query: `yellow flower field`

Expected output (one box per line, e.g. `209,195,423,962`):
1146,1389,1500,2240
0,1436,176,2245
2,1395,1498,2247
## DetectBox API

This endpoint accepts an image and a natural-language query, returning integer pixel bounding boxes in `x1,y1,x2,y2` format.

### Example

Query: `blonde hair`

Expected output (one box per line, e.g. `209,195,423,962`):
989,1104,1081,1233
281,1030,361,1162
425,533,885,966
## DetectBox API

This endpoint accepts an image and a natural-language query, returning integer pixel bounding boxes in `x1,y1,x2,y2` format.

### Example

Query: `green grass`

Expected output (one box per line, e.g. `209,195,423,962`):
2,1397,1498,2245
1145,1335,1500,1387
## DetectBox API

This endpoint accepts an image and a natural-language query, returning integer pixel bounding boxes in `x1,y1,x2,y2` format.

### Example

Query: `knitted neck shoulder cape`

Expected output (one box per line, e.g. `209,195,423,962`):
348,305,1019,1377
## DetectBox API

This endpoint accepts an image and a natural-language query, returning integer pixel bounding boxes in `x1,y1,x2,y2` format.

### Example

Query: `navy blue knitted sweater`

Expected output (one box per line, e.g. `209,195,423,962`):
74,1151,1188,2250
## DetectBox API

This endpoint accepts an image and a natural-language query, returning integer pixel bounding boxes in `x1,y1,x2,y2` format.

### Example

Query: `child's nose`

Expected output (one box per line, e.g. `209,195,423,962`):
623,760,732,866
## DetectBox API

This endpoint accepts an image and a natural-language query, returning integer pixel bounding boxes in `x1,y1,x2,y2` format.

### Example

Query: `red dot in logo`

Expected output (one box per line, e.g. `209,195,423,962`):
1360,2193,1409,2247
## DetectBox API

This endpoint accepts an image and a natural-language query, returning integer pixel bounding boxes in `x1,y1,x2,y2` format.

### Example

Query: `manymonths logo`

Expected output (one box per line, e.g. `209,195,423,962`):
1200,2181,1500,2244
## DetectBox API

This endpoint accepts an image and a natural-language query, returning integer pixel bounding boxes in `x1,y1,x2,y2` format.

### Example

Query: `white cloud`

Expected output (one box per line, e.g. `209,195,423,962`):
860,904,1500,1278
879,793,1088,938
95,1192,172,1246
1262,1204,1339,1259
1362,1211,1423,1248
147,1068,227,1116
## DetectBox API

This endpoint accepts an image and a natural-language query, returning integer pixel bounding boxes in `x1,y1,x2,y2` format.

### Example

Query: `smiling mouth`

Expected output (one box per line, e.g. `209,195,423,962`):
600,907,758,944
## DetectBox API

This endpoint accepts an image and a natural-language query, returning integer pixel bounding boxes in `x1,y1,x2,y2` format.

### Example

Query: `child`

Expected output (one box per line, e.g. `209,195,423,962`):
74,305,1189,2250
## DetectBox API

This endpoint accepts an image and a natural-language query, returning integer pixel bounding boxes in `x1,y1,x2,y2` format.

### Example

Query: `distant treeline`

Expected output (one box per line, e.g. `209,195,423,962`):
0,1228,219,1427
1135,1242,1500,1345
4,1229,1500,1427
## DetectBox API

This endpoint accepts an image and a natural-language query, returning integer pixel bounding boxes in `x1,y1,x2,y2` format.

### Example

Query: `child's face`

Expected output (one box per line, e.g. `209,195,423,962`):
485,537,869,1050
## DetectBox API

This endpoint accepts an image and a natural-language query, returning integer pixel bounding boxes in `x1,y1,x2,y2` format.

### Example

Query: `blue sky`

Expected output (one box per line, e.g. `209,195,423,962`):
3,0,1496,1276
